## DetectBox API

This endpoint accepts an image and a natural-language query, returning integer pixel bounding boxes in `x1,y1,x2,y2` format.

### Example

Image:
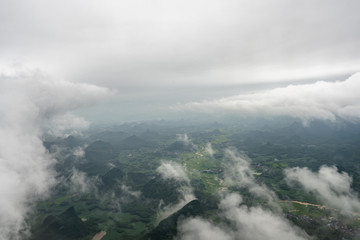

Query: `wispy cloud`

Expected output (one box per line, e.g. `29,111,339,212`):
176,133,198,150
69,168,98,194
156,161,195,221
177,134,191,145
204,143,214,157
224,149,278,208
178,193,308,240
177,149,309,240
284,165,360,214
157,160,190,183
178,217,232,240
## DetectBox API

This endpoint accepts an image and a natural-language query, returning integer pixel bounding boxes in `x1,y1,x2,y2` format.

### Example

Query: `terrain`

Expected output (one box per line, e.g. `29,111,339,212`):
27,118,360,240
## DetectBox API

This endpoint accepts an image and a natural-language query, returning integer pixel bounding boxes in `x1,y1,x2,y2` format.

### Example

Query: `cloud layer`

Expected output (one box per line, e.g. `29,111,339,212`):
1,1,360,121
2,1,360,87
224,149,279,208
0,68,109,239
182,72,360,123
178,193,308,240
177,149,309,240
284,165,360,214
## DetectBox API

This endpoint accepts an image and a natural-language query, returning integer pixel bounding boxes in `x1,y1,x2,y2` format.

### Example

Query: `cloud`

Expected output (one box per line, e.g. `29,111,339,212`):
176,133,198,150
284,165,360,214
158,187,195,222
220,193,308,240
99,184,140,210
177,217,232,240
1,1,360,87
177,150,309,240
223,149,279,208
46,113,90,137
177,134,191,146
120,184,141,199
178,193,308,240
156,161,196,221
2,1,360,122
69,168,98,194
72,146,86,158
181,72,360,124
157,160,190,183
99,192,122,212
0,67,109,239
204,143,214,157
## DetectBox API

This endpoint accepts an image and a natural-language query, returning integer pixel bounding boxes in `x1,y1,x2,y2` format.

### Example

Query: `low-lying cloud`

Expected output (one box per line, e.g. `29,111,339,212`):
178,193,308,240
69,168,98,194
284,165,360,214
176,133,198,150
224,149,278,208
178,217,232,240
181,72,360,124
177,149,309,240
204,142,214,157
0,67,109,239
157,161,195,221
157,160,190,183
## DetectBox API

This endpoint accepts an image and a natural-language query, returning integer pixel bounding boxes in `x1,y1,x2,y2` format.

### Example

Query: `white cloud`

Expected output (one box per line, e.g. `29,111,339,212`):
120,184,141,199
156,161,196,221
69,168,98,194
72,146,86,158
177,150,309,240
178,193,308,240
219,193,308,240
46,113,90,137
284,165,360,214
224,149,279,208
176,133,198,150
0,67,109,239
182,73,360,124
157,187,195,222
176,133,192,145
178,217,232,240
177,133,191,145
1,1,360,87
204,143,214,157
157,161,190,183
2,1,360,121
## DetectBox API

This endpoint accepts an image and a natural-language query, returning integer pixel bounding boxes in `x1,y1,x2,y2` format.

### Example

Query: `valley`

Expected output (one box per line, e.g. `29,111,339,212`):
28,118,360,240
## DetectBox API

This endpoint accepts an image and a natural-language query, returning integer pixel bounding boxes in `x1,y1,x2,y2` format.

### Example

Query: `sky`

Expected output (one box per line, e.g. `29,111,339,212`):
1,0,360,122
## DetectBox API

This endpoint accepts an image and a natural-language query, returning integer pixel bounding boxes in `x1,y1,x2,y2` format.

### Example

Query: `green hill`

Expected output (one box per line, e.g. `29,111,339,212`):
30,207,98,240
143,200,203,240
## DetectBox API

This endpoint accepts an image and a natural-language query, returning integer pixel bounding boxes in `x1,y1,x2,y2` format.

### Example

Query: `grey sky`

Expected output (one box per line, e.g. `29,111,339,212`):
1,0,360,122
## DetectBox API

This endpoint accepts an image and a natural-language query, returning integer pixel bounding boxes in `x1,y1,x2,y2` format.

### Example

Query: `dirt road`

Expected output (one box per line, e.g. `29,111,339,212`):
92,231,106,240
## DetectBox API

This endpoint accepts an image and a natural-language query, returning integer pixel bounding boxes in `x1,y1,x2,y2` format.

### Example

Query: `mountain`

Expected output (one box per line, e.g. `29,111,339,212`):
100,167,125,191
140,129,162,142
30,207,98,240
117,135,153,150
141,176,184,205
80,141,117,175
166,141,192,152
143,200,203,240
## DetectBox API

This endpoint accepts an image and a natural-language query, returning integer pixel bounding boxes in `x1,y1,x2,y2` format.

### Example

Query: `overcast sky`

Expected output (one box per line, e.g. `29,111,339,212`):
1,0,360,122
